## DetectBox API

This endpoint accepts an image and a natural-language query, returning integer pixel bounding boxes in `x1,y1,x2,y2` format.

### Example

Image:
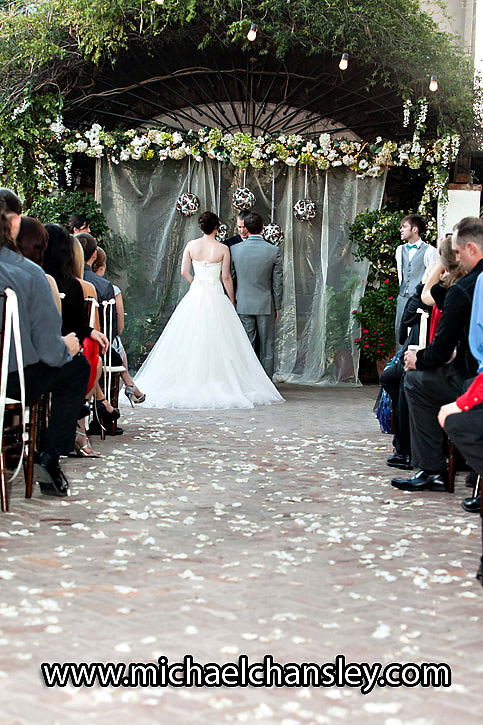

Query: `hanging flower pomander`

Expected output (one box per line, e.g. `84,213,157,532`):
176,191,200,217
215,223,228,242
263,223,284,245
293,198,317,221
232,186,256,210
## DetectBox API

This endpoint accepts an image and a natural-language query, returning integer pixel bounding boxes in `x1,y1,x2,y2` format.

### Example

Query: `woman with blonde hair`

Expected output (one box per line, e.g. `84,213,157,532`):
93,246,146,405
422,234,466,342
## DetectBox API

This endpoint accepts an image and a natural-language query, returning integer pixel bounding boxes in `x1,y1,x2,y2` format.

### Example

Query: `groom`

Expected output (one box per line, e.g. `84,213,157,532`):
230,211,283,379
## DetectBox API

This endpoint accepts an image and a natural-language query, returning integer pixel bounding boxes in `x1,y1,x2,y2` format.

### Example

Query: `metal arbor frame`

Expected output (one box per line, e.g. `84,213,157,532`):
63,41,432,140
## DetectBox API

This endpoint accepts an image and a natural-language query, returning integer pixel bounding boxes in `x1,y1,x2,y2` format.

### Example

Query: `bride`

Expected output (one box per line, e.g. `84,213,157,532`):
134,211,284,409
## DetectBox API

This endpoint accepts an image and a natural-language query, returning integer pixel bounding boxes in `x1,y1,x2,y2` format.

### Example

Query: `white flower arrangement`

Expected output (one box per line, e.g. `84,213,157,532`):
49,115,66,140
403,99,412,128
11,98,31,121
49,114,460,212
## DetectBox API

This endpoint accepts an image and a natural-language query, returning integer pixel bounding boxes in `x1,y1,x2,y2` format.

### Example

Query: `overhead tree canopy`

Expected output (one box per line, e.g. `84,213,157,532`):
0,0,477,131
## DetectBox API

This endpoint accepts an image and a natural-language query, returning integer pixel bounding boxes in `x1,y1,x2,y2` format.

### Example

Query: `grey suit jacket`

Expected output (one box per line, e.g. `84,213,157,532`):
0,247,71,373
230,235,283,315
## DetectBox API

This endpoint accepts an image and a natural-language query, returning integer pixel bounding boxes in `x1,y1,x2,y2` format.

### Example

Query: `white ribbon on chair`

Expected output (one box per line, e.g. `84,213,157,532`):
102,299,116,405
0,288,26,481
416,308,430,350
85,296,99,329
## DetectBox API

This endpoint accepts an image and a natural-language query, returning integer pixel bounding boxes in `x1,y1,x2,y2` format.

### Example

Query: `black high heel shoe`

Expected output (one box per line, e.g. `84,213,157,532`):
96,399,120,421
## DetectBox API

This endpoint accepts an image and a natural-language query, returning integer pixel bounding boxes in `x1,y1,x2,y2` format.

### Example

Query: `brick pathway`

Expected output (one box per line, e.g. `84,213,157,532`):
0,384,481,724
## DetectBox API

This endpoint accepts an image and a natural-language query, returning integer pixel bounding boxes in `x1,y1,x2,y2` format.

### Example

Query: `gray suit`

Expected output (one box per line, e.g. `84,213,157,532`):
230,234,283,378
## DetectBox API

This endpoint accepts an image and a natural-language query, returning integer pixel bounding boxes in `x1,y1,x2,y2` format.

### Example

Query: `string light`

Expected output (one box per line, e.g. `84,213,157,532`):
429,75,438,92
247,23,258,42
339,52,349,71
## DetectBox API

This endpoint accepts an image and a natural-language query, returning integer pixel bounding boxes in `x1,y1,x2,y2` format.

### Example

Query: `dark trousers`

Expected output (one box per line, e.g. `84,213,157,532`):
380,360,410,455
445,404,483,477
404,365,466,472
7,355,90,461
239,313,275,379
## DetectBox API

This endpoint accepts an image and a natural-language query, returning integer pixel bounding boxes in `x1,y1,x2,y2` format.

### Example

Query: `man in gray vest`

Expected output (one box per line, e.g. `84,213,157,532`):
395,214,438,346
230,211,283,379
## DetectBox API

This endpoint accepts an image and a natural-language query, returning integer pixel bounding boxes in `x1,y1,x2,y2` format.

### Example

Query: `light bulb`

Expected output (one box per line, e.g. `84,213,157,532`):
247,23,257,42
429,75,438,92
339,52,349,71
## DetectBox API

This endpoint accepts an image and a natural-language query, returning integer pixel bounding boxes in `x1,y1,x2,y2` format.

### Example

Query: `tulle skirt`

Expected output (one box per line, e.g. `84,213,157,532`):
134,278,284,409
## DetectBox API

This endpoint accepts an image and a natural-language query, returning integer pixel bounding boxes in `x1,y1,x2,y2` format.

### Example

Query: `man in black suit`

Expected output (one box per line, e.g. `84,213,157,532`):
391,217,483,492
224,210,250,250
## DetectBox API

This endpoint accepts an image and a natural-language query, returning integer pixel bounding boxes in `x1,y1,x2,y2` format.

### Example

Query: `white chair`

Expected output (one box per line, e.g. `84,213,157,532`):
0,288,40,511
100,299,125,438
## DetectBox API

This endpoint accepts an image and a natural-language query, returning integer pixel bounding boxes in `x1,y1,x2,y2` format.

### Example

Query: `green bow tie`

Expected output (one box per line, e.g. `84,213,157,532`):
406,243,419,250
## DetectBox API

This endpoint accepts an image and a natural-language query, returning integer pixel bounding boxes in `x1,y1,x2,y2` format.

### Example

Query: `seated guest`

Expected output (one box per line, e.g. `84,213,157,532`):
0,188,90,496
439,374,483,511
421,234,466,341
77,232,122,433
381,282,432,470
16,216,62,313
438,269,483,511
43,224,109,456
72,236,101,332
383,235,467,467
93,247,145,405
43,224,108,358
391,217,483,492
77,232,118,339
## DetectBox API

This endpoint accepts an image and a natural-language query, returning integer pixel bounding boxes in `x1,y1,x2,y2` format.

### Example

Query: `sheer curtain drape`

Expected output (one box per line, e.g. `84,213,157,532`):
97,158,385,384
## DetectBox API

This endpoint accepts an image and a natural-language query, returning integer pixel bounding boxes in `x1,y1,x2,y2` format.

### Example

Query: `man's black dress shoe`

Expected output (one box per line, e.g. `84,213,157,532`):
386,453,413,470
391,469,447,492
461,495,480,513
465,471,478,488
34,452,70,497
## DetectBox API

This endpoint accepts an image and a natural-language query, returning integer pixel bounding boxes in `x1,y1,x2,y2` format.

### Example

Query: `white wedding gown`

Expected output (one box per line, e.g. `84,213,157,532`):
134,260,284,409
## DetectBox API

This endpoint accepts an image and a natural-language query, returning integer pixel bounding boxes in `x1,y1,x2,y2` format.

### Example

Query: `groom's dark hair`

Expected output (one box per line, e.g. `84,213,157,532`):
244,212,263,235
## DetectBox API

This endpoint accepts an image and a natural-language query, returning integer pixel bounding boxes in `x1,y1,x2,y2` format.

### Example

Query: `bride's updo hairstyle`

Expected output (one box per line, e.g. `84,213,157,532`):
198,211,220,235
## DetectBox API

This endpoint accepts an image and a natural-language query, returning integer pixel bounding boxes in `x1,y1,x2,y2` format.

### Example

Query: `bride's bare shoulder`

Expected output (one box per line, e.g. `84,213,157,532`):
185,236,205,249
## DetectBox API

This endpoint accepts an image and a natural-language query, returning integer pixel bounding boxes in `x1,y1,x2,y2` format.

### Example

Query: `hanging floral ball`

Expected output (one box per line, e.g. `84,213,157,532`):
232,187,256,210
293,198,317,221
216,223,228,242
176,192,200,216
263,223,284,246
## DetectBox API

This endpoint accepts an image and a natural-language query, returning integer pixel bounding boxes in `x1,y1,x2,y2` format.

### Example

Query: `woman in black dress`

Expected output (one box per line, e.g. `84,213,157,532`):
44,224,108,456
